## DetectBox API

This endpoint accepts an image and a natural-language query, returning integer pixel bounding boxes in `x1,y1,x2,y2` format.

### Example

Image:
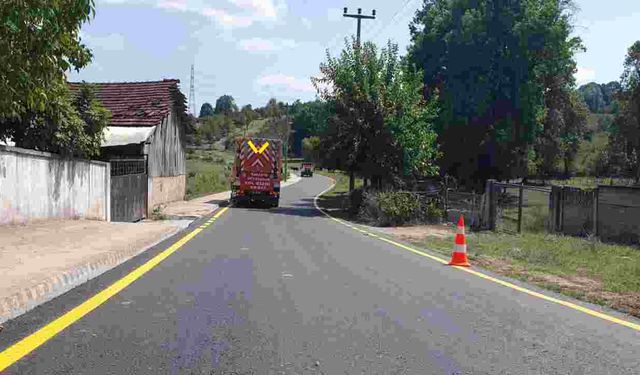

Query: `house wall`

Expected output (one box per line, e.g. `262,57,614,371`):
149,175,186,210
0,145,110,224
146,109,186,212
147,110,186,177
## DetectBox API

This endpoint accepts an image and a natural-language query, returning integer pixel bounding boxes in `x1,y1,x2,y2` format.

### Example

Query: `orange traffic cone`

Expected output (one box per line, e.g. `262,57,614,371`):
448,215,471,267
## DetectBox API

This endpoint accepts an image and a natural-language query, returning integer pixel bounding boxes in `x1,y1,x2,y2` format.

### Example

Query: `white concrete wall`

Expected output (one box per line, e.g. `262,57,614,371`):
0,145,110,224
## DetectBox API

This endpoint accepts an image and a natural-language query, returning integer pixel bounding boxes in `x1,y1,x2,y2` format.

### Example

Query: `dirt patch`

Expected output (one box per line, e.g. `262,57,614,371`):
0,219,180,298
473,257,640,317
383,224,455,242
162,191,230,218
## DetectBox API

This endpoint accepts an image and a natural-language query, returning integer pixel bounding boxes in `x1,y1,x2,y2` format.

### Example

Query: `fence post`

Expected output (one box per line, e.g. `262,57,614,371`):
517,183,524,233
444,177,449,214
593,186,599,237
560,186,565,233
487,179,497,230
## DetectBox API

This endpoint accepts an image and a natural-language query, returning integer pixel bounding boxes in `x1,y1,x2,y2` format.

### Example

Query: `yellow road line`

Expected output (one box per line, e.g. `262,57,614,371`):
313,176,640,332
0,207,229,371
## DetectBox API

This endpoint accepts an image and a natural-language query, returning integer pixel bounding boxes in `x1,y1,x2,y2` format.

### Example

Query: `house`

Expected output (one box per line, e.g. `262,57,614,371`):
69,80,188,219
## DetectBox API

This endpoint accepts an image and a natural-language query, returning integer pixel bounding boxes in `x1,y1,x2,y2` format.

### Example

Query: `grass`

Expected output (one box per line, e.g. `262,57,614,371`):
495,187,550,234
186,148,294,199
396,229,640,317
315,169,363,219
186,149,234,199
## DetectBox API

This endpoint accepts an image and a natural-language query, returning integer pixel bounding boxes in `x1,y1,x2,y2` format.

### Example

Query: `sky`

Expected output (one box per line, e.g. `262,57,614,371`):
68,0,640,112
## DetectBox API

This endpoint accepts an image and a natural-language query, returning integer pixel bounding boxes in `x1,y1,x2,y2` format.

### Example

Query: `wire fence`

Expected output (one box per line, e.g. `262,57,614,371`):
492,183,551,234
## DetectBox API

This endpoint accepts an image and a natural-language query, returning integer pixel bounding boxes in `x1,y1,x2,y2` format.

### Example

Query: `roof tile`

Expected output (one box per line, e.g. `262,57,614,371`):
68,79,184,127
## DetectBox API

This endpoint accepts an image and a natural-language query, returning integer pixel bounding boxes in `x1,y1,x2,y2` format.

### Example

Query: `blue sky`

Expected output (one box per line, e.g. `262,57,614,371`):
69,0,640,111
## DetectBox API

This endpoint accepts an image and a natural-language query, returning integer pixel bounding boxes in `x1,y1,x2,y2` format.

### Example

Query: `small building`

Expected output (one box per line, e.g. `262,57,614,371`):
69,80,188,220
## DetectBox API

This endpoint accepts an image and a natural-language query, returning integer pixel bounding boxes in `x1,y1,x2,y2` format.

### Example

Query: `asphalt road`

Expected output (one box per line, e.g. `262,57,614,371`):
1,174,640,374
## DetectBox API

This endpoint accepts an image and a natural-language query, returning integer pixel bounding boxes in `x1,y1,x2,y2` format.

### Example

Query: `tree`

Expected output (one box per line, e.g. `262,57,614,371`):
408,0,583,190
608,41,640,181
302,136,321,163
313,38,440,190
3,83,110,158
199,102,214,118
214,95,238,115
290,100,334,156
240,104,256,136
578,82,621,113
265,98,281,118
0,0,110,157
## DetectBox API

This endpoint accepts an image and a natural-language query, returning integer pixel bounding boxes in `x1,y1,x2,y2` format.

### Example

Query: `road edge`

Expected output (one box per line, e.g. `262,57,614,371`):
311,174,640,332
0,220,193,325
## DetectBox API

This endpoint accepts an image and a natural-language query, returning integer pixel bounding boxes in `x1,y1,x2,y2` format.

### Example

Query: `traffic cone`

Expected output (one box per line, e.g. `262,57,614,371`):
448,215,471,267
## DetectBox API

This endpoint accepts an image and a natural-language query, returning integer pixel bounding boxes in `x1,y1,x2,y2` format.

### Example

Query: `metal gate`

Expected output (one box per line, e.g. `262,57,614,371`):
110,159,147,222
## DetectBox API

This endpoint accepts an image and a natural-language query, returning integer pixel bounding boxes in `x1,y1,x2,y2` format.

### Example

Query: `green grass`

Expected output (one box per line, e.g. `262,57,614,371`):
315,169,363,219
186,149,235,199
418,231,640,294
549,176,636,189
495,187,550,234
396,228,640,316
186,148,294,198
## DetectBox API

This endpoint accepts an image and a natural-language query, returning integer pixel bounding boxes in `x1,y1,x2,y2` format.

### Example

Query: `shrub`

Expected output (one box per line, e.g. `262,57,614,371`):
356,190,444,226
422,199,444,223
377,191,420,225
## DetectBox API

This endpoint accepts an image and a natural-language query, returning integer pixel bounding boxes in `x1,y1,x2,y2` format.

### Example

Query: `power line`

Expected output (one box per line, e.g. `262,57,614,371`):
367,0,418,47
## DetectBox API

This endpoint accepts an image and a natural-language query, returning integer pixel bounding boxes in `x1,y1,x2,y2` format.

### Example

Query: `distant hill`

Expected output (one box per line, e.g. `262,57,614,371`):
577,81,621,113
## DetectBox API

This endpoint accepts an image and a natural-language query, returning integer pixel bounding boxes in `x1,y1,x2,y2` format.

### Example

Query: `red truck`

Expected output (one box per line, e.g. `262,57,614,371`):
229,137,282,207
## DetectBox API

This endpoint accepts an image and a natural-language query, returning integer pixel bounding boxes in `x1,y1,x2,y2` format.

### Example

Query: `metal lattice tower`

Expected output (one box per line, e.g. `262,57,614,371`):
188,64,196,115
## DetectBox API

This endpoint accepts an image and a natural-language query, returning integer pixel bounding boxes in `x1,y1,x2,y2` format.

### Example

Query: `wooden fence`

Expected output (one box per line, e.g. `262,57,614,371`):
482,179,640,245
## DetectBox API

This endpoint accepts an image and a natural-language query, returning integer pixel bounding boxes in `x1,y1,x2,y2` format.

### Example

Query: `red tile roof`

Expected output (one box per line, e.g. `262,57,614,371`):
68,80,185,127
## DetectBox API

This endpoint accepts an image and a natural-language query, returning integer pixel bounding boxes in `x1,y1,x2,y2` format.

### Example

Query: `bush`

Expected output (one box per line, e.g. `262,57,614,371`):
422,199,444,223
356,190,444,226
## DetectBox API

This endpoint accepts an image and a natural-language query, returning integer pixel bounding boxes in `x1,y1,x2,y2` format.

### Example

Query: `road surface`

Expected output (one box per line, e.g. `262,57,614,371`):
1,174,639,374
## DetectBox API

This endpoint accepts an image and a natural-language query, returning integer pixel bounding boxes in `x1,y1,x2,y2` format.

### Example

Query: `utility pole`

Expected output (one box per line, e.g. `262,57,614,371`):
343,7,376,47
188,64,196,116
343,7,376,191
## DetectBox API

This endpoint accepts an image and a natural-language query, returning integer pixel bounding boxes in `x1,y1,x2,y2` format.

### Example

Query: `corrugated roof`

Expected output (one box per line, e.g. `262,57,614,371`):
102,126,156,147
68,80,183,127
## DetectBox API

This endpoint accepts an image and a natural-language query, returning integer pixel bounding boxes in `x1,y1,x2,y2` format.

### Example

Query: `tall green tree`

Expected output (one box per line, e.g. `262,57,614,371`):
290,100,334,156
199,102,214,117
264,98,281,118
214,95,238,115
314,38,440,190
0,0,110,157
408,0,583,189
609,41,640,181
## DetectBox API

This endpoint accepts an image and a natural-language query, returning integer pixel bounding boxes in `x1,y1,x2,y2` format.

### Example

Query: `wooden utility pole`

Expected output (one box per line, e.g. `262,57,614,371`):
343,7,376,46
343,7,376,191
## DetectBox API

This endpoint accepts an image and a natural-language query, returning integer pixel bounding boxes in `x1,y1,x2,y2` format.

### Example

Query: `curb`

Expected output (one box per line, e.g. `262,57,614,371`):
0,220,192,324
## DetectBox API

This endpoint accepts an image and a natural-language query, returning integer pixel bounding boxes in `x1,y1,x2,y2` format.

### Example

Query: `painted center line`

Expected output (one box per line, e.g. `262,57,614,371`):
0,207,229,372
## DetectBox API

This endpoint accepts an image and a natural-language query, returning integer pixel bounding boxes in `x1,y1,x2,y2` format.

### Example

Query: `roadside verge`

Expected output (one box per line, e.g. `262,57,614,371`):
312,171,640,332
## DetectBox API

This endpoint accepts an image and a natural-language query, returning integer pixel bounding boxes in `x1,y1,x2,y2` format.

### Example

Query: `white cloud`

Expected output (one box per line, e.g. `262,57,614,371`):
575,65,596,85
204,0,287,29
84,33,126,52
238,37,296,52
301,17,312,30
158,0,187,11
256,74,314,93
202,7,254,27
230,0,277,19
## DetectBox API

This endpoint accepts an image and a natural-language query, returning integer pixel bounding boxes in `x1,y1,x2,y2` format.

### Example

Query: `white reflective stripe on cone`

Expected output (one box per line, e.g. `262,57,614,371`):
453,243,467,253
456,225,465,235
